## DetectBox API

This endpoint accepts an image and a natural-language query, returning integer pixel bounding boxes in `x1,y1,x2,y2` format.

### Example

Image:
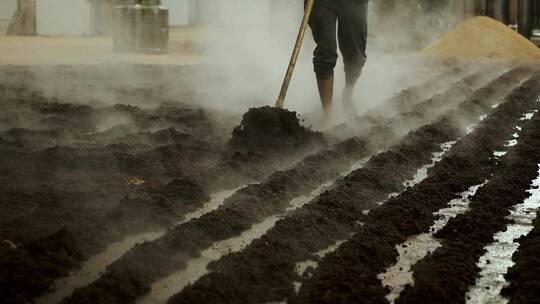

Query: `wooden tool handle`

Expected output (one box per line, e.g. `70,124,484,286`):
275,0,316,108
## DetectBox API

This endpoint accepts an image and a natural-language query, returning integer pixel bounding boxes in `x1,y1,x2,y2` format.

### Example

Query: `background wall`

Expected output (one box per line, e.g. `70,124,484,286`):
162,0,191,26
196,0,272,27
0,0,17,20
36,0,91,36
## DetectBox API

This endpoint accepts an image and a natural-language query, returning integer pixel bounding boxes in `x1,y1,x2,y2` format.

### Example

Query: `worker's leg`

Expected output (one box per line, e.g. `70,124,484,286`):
337,0,368,119
309,3,338,123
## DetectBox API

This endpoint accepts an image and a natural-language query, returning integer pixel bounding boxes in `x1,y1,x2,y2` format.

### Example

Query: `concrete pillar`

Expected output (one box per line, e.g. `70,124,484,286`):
7,0,36,35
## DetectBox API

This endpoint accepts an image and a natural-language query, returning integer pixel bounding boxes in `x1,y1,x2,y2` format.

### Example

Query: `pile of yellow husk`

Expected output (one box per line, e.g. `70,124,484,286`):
422,16,540,60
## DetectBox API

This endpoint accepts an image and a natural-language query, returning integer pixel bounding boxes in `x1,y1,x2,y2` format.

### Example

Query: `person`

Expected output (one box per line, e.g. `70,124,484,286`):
308,0,369,124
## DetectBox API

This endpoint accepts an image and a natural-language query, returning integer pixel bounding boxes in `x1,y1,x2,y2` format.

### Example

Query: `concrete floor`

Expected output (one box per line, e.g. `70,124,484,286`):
0,22,206,65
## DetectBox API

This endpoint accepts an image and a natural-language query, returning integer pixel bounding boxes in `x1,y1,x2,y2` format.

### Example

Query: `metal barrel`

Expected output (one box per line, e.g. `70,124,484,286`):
486,0,494,16
112,1,139,52
534,0,540,24
475,0,487,16
133,1,169,54
140,0,161,5
532,0,540,37
493,0,509,24
518,0,533,38
486,0,509,23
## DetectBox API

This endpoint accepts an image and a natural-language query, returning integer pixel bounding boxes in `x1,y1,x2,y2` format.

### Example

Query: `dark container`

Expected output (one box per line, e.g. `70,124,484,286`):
112,0,139,52
518,0,533,38
533,0,540,26
486,0,509,24
493,0,509,24
112,0,169,54
133,0,169,54
532,0,540,38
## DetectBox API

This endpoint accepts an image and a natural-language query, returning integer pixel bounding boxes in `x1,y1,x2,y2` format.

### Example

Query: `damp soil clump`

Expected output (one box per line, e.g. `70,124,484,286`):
0,174,211,304
229,106,325,157
107,176,211,232
0,229,84,304
0,83,233,303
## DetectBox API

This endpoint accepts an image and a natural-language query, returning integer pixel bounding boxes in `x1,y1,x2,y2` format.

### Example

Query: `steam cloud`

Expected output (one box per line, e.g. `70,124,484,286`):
194,0,466,125
0,0,470,128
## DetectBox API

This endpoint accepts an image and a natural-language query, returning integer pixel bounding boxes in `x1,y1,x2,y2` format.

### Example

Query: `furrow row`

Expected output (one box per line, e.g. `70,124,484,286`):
54,65,505,304
166,69,531,304
291,74,540,304
397,105,540,304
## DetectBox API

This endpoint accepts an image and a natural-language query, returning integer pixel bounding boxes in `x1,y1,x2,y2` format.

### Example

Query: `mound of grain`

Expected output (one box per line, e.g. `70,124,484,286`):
422,16,540,59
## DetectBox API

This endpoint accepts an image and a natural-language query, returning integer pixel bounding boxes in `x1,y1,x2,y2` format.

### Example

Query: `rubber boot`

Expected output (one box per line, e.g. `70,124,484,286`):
316,75,334,127
342,85,357,121
343,69,359,121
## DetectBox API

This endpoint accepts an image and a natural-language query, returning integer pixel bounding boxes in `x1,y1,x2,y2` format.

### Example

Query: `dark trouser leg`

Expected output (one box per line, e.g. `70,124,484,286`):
309,4,338,121
337,1,368,117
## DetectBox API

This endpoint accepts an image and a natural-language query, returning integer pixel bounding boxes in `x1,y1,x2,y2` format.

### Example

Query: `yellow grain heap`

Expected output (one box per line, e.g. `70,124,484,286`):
422,16,540,60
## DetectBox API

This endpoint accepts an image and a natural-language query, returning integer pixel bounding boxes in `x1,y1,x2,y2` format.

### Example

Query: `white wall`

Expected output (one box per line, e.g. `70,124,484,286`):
36,0,92,36
36,0,195,35
162,0,191,26
196,0,272,27
0,0,17,20
163,0,273,27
